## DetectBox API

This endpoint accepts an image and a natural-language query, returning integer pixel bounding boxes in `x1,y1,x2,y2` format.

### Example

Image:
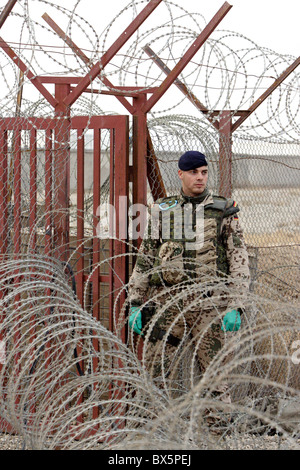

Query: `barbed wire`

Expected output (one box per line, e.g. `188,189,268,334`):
0,252,299,449
0,1,298,139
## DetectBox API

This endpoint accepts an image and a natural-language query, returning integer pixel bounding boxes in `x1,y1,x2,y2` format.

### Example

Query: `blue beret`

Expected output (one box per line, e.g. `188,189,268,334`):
178,151,208,171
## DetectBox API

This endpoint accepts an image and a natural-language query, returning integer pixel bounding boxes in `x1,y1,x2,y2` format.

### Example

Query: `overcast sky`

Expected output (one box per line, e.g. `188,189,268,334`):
72,0,299,57
181,0,299,57
79,0,299,57
0,0,298,119
0,0,298,57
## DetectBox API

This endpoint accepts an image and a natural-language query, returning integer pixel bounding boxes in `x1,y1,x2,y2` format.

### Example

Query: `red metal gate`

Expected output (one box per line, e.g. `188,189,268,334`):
0,0,238,439
0,113,129,320
0,114,129,331
0,114,129,434
71,115,129,339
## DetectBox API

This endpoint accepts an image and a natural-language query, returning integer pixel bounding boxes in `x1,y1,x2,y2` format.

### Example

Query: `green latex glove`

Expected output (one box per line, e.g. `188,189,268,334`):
221,309,241,332
129,306,143,335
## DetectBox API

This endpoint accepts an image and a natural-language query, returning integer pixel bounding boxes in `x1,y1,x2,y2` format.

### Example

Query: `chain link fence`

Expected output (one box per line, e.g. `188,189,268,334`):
147,115,300,302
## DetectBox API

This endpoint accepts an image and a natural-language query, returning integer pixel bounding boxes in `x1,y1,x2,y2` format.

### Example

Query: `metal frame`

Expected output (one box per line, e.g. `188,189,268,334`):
1,0,298,439
1,0,298,210
0,113,129,312
0,0,237,246
0,0,254,436
0,4,231,433
40,2,232,232
143,47,300,198
0,114,129,435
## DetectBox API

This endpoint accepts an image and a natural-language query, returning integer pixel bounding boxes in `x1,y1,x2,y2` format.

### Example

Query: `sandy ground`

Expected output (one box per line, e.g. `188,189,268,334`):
234,187,300,246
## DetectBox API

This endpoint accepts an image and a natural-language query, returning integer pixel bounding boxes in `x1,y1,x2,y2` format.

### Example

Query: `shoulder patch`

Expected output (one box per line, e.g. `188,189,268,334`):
207,196,240,218
159,199,178,211
224,199,240,218
155,196,179,211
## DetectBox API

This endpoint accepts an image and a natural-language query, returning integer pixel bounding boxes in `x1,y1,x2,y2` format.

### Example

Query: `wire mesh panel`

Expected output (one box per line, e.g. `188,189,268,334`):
145,115,300,422
146,115,300,247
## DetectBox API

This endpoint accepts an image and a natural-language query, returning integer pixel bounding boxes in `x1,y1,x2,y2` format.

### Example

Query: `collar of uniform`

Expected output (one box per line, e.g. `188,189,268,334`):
179,188,212,206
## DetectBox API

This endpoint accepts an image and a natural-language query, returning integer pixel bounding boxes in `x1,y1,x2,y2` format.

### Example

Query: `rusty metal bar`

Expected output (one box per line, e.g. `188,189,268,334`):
0,36,58,108
15,71,24,115
42,13,135,114
42,12,91,66
219,111,232,198
92,127,101,424
143,44,219,130
0,0,18,29
0,127,8,256
142,2,232,114
146,127,167,200
132,95,148,210
29,128,37,250
53,83,71,262
76,86,158,97
0,117,51,130
37,76,82,84
110,117,129,341
232,56,300,132
37,75,158,96
64,0,163,107
75,125,90,426
69,114,129,335
44,128,53,256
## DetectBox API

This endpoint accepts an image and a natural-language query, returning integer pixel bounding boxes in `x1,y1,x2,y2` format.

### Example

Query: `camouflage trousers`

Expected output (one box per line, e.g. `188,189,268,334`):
144,302,230,384
140,289,234,429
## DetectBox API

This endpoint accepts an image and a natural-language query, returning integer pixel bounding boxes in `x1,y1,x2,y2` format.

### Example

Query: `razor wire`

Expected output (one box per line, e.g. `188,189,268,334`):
0,0,299,451
0,0,299,138
0,0,299,246
0,252,299,450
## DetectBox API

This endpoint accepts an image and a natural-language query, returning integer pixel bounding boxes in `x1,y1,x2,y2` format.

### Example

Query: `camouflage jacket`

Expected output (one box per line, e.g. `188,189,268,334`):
128,191,250,310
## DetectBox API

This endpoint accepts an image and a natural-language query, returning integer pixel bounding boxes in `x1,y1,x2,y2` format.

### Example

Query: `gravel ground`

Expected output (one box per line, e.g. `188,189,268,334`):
0,433,24,450
0,432,299,450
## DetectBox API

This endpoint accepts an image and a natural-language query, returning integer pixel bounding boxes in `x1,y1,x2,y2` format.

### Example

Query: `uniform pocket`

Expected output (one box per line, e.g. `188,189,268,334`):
159,241,186,285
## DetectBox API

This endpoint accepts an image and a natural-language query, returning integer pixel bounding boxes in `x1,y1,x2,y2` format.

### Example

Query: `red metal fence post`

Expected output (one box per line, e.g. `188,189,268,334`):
219,111,232,198
0,0,18,28
142,2,232,114
0,127,8,258
53,83,71,262
132,95,148,206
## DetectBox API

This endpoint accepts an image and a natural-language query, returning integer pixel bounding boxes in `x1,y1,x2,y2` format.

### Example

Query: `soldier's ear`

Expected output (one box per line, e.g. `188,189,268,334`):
178,169,183,180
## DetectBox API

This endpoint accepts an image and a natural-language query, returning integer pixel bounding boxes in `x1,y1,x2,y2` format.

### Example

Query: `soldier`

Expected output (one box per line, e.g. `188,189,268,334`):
127,150,250,429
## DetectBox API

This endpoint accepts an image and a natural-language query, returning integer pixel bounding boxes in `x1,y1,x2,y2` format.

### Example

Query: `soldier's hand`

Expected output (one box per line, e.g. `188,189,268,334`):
129,306,143,335
221,309,241,332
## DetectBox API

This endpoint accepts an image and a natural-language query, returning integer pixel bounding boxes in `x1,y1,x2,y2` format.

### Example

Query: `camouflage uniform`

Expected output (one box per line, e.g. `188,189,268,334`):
128,190,250,393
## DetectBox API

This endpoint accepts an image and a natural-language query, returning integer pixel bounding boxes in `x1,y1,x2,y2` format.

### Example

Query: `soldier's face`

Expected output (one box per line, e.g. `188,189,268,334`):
178,166,208,197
